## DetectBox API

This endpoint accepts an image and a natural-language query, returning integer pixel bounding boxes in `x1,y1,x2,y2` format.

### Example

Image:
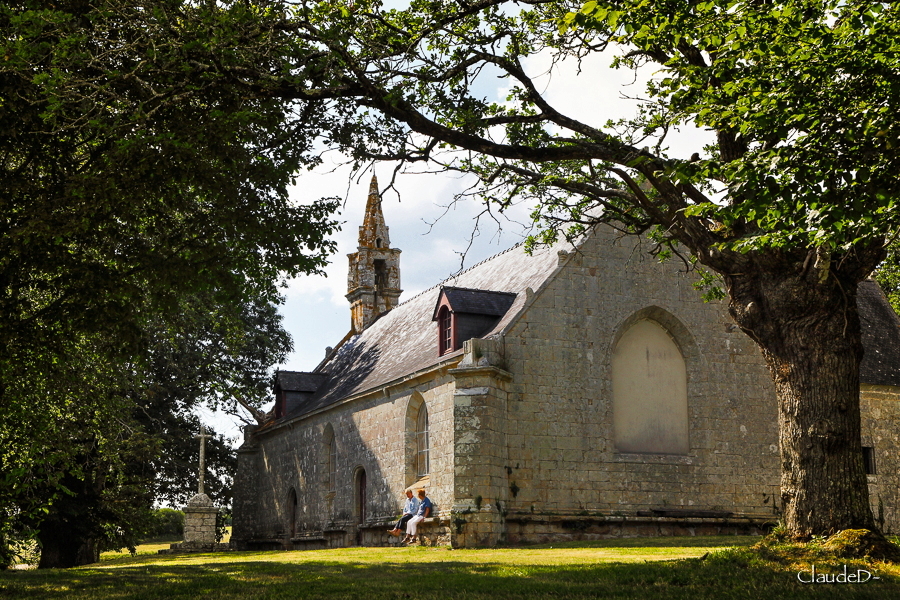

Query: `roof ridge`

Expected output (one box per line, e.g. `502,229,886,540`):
447,241,525,282
394,241,526,308
442,285,517,295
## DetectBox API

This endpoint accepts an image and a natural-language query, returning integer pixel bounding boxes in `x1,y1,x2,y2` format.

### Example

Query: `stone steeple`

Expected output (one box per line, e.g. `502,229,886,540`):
346,175,402,333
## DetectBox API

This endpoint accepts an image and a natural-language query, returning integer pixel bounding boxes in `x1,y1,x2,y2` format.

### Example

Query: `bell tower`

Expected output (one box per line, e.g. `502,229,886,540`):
346,175,402,333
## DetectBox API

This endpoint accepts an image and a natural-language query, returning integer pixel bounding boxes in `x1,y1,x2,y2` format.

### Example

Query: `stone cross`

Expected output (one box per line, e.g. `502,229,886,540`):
194,425,213,495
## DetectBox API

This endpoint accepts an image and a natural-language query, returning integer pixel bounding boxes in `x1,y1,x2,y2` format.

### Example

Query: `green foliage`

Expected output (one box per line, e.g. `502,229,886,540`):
0,0,338,567
133,291,292,510
875,239,900,315
4,286,293,567
1,1,339,355
566,0,900,253
144,509,185,542
269,0,900,261
215,511,229,544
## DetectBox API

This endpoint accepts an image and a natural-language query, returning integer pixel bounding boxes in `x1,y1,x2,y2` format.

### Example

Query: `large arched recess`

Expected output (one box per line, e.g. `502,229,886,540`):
609,306,699,455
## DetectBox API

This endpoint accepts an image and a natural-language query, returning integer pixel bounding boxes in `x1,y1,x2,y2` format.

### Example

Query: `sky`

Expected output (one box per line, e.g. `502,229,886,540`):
203,26,715,444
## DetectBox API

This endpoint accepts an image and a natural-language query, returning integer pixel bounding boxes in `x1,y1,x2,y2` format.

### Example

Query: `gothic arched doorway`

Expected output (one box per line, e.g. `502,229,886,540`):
287,488,298,538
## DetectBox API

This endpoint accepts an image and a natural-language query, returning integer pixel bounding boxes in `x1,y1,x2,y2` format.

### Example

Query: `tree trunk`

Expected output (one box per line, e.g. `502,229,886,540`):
763,310,874,538
37,516,99,569
36,471,103,569
725,253,876,539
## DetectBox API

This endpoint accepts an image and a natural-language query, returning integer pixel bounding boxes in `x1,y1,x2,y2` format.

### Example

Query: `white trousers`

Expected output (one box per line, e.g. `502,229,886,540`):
406,515,425,536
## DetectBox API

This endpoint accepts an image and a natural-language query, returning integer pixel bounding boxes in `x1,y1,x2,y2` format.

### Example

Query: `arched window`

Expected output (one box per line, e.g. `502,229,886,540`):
416,404,430,477
323,424,336,493
405,392,431,486
438,306,453,355
612,318,689,455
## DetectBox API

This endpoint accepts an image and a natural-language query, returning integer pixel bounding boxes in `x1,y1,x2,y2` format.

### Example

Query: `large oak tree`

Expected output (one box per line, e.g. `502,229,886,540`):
0,1,337,567
266,0,900,541
30,290,291,568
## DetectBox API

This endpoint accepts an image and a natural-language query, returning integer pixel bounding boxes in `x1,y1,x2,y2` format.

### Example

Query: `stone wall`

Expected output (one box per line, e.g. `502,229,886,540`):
233,224,900,549
232,369,459,549
449,341,512,547
861,384,900,534
495,227,782,542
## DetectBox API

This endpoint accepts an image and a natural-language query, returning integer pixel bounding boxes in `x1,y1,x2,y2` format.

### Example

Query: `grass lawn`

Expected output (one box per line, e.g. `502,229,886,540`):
3,536,899,599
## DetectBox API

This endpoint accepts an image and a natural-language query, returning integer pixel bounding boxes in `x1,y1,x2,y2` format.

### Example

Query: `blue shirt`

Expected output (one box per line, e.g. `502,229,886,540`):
416,496,433,517
403,496,420,515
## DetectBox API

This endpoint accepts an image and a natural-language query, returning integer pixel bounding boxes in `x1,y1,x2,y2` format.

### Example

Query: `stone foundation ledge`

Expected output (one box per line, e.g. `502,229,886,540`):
158,542,232,555
358,515,450,530
504,511,775,544
290,534,327,542
233,517,454,551
363,516,452,547
504,510,775,525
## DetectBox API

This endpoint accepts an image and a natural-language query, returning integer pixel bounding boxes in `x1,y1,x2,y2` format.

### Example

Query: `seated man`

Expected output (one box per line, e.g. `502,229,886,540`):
403,488,432,544
388,489,419,537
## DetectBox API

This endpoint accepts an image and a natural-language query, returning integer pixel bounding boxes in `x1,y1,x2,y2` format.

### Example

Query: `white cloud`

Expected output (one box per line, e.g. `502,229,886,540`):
506,46,714,160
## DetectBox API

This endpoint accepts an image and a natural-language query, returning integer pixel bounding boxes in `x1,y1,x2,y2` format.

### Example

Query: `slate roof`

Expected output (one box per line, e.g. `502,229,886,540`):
432,287,518,319
274,241,900,423
858,280,900,387
281,242,563,420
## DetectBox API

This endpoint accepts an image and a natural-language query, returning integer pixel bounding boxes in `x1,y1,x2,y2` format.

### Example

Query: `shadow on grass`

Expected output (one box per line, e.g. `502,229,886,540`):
518,535,760,549
2,549,898,600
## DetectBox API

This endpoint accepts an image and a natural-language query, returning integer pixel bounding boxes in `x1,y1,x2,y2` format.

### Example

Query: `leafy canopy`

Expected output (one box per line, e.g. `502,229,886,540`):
0,0,339,566
564,0,900,252
1,0,339,357
270,0,899,272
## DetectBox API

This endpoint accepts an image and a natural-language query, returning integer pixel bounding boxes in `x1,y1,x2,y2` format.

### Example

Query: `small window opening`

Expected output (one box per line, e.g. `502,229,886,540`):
863,447,877,475
375,237,382,248
324,425,336,493
439,307,453,354
356,468,367,524
374,259,387,289
328,440,337,491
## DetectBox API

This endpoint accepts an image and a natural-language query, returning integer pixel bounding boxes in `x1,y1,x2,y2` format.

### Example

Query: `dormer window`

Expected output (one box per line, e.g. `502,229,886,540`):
432,287,516,357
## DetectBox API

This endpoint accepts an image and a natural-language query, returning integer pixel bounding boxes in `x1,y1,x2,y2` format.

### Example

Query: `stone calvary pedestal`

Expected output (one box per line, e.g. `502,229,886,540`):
183,493,219,545
160,426,231,554
162,492,230,553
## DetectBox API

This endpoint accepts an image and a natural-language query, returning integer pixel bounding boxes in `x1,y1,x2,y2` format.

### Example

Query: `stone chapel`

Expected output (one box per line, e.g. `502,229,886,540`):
231,176,900,549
